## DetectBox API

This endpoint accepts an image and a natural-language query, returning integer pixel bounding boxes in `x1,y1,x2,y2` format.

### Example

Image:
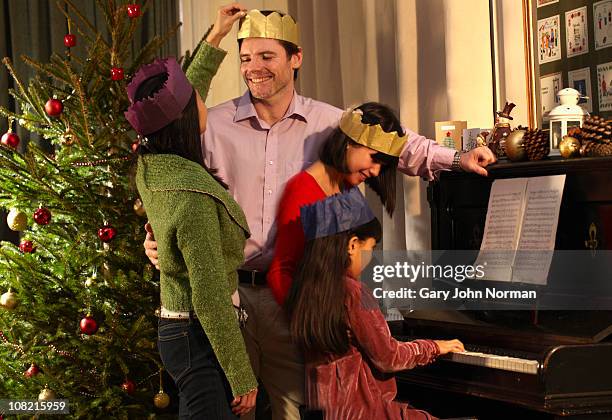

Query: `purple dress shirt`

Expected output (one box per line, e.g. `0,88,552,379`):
203,91,455,271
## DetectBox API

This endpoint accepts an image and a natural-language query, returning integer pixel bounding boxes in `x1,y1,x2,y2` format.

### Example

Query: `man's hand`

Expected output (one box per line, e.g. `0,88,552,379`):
460,146,497,176
231,387,257,416
206,3,247,47
143,222,159,270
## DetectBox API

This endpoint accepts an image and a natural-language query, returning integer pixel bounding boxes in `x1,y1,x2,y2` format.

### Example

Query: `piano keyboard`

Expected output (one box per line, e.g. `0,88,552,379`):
442,350,540,375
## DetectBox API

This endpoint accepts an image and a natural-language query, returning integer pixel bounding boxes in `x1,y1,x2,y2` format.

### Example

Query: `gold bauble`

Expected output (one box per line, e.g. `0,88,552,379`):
504,129,527,162
133,198,146,217
0,290,18,310
559,136,581,158
153,391,171,409
38,386,56,400
7,208,27,231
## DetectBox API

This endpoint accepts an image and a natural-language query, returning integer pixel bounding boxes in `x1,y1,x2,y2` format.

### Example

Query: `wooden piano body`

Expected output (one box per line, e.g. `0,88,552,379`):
392,157,612,419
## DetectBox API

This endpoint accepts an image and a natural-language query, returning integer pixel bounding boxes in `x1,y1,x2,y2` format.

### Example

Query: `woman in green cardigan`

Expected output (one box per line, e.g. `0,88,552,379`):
125,18,257,420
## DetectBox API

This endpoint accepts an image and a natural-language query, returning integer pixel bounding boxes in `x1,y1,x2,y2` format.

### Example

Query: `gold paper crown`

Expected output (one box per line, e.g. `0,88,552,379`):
339,109,407,157
237,10,300,46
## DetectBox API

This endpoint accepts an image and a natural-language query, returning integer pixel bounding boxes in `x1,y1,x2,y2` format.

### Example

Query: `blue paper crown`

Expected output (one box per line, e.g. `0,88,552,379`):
301,187,375,241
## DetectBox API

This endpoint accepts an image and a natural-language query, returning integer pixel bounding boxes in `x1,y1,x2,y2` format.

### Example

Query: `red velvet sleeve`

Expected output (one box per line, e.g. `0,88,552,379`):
267,173,326,306
345,279,440,373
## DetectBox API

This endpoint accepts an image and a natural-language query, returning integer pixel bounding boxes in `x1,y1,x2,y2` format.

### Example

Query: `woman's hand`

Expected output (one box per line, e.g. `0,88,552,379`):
231,387,257,416
434,339,465,355
206,3,247,47
143,222,159,269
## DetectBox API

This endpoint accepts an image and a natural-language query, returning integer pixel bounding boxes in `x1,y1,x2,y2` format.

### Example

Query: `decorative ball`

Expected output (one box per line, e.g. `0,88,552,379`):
38,386,56,401
44,99,64,117
127,4,142,18
33,207,52,225
1,132,20,148
0,290,18,309
79,315,98,335
122,379,136,395
504,129,527,162
64,34,77,48
98,225,117,242
559,136,581,158
111,67,124,81
133,198,146,217
24,363,40,378
131,140,139,153
19,240,36,253
153,391,171,409
7,208,27,231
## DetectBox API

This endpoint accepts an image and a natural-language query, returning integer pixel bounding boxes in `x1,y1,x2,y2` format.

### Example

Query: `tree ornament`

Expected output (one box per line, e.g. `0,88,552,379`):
98,225,117,242
122,379,136,395
44,98,63,117
1,131,20,148
111,67,124,81
560,136,581,158
19,240,36,253
127,4,142,18
79,314,98,335
131,140,139,153
24,363,40,378
38,386,56,400
0,290,18,309
64,34,76,48
133,198,146,217
153,390,170,408
7,208,27,231
33,207,52,225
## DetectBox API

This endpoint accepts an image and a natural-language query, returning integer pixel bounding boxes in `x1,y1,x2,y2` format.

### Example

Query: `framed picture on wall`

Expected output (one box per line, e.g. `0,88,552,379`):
597,61,612,111
594,0,612,50
540,72,563,117
568,67,593,112
537,0,558,8
538,15,562,64
566,6,589,57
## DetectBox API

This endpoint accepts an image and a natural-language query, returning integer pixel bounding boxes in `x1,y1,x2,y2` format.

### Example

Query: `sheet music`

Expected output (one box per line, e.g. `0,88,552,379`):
476,178,528,282
475,175,566,284
513,175,566,284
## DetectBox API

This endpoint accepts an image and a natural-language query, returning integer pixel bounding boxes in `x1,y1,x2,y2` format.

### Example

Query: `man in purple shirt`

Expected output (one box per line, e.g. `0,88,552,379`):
145,4,496,419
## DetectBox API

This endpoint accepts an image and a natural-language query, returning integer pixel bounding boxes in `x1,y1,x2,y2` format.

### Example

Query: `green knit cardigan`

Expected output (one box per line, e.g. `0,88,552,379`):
136,42,257,397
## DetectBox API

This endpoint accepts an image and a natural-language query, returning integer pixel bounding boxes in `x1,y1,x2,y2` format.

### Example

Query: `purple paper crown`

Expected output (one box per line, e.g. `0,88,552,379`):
301,188,375,241
125,57,193,135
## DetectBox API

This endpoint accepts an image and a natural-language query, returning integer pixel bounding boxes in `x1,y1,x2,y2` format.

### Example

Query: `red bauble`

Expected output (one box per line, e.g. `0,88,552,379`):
98,225,117,242
122,379,136,394
44,99,63,117
19,240,36,253
131,141,139,153
111,67,124,81
33,207,51,225
126,4,141,18
80,315,98,335
24,363,40,378
64,34,77,48
1,132,20,148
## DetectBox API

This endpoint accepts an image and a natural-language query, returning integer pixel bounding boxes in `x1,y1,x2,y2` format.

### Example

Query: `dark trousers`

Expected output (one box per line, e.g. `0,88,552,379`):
158,317,237,419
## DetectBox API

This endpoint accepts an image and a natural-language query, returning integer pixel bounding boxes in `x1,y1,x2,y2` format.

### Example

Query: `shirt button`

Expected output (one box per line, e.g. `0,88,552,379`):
269,160,274,165
268,189,272,195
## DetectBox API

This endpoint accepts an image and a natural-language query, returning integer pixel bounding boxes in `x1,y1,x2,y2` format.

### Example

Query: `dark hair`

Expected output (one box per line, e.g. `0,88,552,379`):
134,73,227,188
286,218,382,355
238,10,300,80
319,102,403,216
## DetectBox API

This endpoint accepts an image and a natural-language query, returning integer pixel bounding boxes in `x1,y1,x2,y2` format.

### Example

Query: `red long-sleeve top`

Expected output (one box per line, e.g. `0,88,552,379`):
267,171,327,305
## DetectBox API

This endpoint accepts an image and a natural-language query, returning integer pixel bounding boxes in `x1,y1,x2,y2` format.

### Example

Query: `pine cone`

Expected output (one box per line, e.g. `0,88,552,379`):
592,142,612,157
523,128,549,161
580,139,596,157
579,115,612,145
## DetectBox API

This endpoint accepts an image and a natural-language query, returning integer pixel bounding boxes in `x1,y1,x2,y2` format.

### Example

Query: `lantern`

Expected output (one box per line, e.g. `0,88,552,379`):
548,88,588,155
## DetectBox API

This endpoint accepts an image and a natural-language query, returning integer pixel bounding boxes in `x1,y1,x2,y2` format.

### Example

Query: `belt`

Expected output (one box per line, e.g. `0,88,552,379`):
237,270,268,286
159,307,197,320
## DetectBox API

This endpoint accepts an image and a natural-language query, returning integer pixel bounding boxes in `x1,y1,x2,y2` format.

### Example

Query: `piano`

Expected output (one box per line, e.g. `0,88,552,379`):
392,156,612,419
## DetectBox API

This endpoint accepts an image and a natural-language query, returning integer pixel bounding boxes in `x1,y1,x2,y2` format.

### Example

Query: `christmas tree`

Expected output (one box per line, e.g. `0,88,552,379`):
0,1,185,416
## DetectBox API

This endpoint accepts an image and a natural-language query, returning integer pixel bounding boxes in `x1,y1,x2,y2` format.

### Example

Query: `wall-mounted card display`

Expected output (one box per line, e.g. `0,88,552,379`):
597,62,612,111
538,15,562,64
537,0,559,7
568,67,593,112
566,7,589,57
540,72,563,118
594,0,612,50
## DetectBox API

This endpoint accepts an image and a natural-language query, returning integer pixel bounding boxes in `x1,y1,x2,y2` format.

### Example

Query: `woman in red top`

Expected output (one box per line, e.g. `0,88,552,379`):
286,189,464,419
267,102,406,305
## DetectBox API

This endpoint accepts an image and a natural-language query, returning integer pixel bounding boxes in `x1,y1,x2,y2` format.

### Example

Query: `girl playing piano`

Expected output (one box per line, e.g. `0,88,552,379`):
286,189,465,419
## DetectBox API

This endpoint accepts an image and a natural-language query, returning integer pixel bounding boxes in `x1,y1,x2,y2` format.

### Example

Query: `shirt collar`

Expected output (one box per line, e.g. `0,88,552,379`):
233,90,308,125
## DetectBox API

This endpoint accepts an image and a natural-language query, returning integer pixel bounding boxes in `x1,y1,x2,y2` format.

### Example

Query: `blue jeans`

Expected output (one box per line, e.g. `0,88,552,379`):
158,317,237,419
